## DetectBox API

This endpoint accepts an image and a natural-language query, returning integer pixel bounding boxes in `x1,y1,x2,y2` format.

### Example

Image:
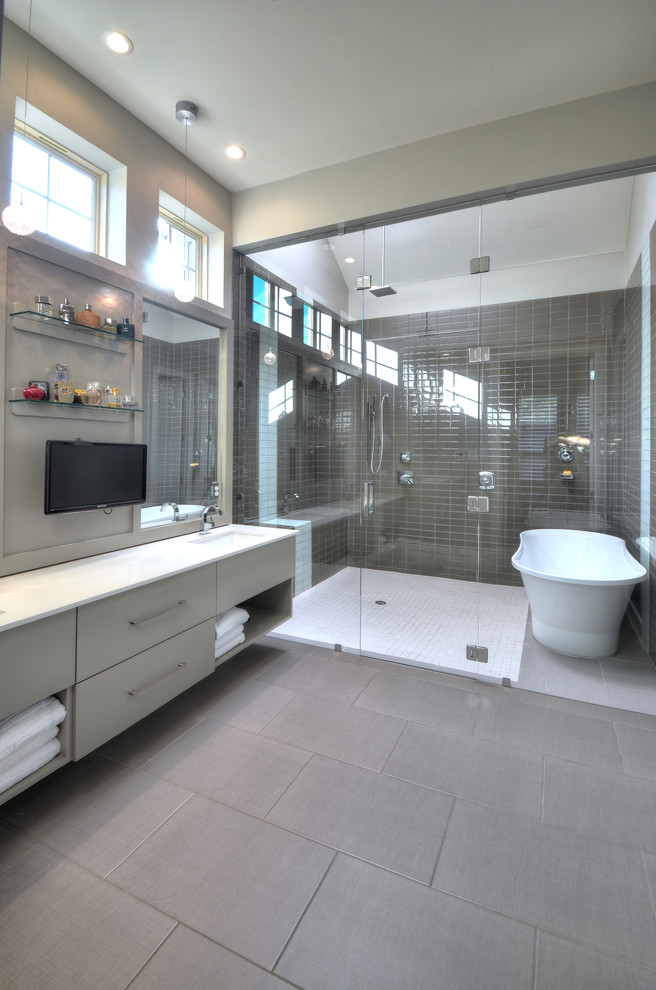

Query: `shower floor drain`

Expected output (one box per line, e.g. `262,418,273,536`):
374,600,387,605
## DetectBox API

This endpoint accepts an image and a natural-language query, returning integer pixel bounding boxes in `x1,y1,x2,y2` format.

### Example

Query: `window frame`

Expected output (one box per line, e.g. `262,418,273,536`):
9,121,107,255
157,205,207,300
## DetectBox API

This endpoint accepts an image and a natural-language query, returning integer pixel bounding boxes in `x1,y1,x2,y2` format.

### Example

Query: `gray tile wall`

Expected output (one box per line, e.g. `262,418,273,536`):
142,335,220,507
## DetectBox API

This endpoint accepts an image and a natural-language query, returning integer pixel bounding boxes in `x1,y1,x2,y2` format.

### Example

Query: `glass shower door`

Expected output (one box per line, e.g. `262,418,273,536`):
357,210,489,678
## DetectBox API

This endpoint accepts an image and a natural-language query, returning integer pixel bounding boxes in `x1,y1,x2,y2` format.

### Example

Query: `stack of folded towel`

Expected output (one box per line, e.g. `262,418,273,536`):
0,696,66,794
215,606,249,660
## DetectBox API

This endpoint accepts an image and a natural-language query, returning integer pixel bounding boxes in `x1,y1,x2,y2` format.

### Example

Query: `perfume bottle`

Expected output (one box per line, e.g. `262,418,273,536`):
74,304,101,329
53,363,74,404
59,298,75,322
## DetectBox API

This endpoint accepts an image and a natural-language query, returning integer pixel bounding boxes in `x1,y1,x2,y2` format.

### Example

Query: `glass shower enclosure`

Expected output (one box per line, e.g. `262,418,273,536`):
237,171,655,684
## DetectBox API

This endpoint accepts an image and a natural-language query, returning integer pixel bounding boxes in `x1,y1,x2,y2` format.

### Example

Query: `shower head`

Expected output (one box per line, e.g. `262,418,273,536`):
369,284,397,297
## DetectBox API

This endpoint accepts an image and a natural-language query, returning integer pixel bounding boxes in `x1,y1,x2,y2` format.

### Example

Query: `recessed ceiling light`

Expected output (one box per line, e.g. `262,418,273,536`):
104,31,134,54
225,145,246,160
344,256,356,264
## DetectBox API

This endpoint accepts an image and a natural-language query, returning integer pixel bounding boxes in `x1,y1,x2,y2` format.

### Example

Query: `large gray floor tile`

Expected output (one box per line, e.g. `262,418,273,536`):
275,853,535,990
266,754,453,882
257,653,377,704
260,694,405,770
600,658,656,694
473,695,624,770
543,756,656,854
384,720,543,818
0,844,174,990
433,800,656,970
97,702,204,768
0,754,191,876
174,669,298,731
536,931,656,990
354,670,482,733
130,924,294,990
143,719,311,818
545,694,656,729
0,820,39,875
615,721,656,780
109,793,334,970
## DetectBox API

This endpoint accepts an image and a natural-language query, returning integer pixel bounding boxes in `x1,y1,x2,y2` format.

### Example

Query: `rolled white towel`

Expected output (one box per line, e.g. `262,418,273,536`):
215,629,246,660
0,697,66,761
0,736,61,794
0,725,59,773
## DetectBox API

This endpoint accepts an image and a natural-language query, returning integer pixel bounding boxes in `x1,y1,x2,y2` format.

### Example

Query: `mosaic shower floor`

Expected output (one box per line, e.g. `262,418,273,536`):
270,567,529,684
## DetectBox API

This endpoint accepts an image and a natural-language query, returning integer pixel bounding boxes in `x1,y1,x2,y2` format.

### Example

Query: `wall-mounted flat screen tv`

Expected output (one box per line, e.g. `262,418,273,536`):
44,440,148,514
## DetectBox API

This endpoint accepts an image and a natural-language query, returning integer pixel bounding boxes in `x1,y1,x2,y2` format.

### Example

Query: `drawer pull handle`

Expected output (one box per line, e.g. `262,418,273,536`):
128,662,187,696
129,600,188,625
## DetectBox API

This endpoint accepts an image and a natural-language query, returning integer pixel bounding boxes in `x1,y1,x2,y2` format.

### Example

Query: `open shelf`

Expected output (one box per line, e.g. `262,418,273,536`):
8,400,139,421
11,311,141,352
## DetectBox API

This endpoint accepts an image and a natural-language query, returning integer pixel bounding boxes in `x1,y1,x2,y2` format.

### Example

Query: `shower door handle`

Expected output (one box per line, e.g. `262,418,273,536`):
363,481,375,517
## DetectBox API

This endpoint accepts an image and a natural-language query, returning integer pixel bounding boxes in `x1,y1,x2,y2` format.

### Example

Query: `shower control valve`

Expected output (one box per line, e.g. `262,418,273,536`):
400,451,412,464
398,471,414,486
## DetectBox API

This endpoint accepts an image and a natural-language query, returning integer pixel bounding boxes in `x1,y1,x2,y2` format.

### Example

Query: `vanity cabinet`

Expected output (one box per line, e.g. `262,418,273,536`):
77,565,217,680
75,620,215,759
215,538,295,662
0,527,296,803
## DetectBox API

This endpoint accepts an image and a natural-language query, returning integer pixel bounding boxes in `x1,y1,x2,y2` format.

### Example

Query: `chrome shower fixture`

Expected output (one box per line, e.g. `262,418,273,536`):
370,227,396,296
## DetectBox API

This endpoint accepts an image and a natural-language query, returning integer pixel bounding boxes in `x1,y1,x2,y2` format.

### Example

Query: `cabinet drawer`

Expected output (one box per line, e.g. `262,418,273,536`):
0,612,75,720
74,619,214,759
77,564,217,679
216,539,295,612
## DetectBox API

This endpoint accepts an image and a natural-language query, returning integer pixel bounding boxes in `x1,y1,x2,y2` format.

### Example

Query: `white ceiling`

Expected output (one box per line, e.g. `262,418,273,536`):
5,0,656,194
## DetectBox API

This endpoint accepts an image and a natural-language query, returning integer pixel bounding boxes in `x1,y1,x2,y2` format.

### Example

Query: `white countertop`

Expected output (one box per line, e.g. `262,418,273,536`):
0,524,295,632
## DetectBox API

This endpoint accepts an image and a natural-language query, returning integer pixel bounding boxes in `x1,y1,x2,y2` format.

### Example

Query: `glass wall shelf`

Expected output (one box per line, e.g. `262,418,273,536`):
8,399,142,412
11,311,141,347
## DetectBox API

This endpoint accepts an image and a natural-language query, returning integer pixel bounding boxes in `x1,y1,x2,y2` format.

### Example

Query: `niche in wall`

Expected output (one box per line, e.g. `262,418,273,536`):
141,302,222,521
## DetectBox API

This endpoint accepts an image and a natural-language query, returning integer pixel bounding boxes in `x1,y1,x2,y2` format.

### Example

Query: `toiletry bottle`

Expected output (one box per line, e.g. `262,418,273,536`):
116,317,135,339
81,381,103,405
59,298,75,322
74,303,101,329
53,363,74,404
34,295,53,317
102,317,117,335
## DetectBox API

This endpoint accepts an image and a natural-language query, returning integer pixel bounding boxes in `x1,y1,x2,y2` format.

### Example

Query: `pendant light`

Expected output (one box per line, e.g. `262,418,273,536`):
173,100,198,303
2,0,37,236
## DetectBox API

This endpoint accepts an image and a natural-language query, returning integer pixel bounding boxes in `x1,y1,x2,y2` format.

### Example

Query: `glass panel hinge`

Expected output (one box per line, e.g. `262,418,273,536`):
466,644,489,663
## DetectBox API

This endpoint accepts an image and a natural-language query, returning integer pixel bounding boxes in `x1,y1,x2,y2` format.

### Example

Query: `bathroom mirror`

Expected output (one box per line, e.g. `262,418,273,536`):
140,301,222,528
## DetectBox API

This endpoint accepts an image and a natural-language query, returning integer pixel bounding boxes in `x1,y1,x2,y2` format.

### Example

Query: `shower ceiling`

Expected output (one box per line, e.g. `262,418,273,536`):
251,174,645,319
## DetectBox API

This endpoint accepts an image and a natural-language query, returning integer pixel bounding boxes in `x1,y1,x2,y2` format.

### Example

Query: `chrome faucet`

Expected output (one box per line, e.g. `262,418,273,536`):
201,503,223,533
281,492,299,514
160,500,179,519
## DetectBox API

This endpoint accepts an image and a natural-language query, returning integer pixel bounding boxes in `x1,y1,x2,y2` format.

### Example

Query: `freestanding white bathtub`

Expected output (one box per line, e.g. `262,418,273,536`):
512,529,647,658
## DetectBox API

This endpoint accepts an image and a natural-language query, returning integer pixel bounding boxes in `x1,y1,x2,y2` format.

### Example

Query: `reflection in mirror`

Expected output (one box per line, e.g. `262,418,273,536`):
141,301,221,528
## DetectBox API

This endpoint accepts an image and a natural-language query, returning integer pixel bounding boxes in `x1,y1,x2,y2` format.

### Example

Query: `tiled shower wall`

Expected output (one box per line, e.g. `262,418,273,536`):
233,250,627,589
360,292,620,586
142,335,220,507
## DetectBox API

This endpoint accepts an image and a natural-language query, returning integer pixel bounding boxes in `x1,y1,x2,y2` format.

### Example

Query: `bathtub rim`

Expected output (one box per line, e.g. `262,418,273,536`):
511,528,647,587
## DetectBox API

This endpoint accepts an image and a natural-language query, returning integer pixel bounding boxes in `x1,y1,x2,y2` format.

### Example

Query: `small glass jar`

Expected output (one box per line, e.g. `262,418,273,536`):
34,295,53,317
80,381,103,405
120,394,137,409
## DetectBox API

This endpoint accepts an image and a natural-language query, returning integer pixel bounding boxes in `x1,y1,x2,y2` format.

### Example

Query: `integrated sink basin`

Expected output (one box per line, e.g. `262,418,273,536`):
187,526,274,550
